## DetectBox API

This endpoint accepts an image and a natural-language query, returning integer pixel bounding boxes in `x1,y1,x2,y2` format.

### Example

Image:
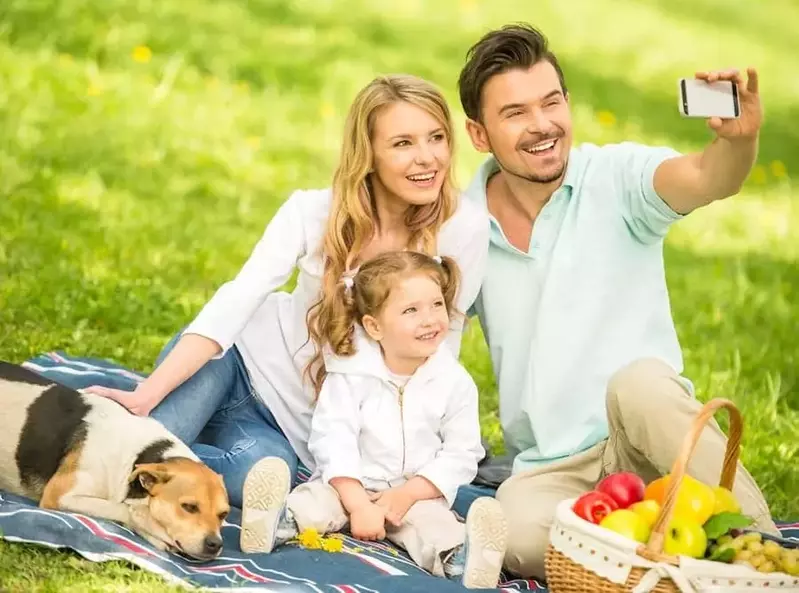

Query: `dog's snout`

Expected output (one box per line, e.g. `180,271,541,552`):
203,535,223,555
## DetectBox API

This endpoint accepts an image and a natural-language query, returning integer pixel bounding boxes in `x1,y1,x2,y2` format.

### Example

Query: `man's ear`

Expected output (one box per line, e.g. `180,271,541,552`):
129,463,172,494
465,118,491,153
361,315,383,342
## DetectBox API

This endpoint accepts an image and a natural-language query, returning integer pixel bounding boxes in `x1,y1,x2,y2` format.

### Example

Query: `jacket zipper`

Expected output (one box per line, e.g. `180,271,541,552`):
394,383,407,476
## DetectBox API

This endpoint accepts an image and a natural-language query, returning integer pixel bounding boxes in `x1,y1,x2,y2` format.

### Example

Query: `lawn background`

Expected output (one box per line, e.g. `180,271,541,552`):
0,0,797,590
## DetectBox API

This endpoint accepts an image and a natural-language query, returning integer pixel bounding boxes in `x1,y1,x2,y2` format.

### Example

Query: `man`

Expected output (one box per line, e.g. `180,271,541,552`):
457,23,779,579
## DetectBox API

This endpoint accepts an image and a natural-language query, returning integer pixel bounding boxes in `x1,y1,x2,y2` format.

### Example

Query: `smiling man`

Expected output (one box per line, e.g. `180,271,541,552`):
457,23,779,578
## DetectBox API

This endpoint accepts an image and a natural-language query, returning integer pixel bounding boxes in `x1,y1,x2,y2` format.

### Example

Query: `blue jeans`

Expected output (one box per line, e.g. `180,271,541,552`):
453,483,497,519
149,333,299,509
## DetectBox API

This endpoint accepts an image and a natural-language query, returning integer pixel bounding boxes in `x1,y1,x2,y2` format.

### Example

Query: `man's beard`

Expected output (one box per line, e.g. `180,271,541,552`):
488,132,567,184
495,152,566,184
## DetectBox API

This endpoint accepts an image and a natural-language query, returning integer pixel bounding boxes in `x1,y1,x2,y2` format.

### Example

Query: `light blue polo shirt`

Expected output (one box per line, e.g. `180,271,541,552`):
465,142,691,474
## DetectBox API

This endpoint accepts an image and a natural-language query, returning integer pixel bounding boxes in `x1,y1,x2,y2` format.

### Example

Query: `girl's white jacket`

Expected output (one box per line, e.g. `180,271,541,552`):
308,329,485,508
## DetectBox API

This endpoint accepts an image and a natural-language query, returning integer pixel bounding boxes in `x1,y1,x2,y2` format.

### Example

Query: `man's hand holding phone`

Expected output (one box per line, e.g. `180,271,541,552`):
679,68,762,140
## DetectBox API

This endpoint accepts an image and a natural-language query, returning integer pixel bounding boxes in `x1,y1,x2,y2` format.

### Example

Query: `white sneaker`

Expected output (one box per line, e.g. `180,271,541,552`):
240,457,292,554
461,497,509,589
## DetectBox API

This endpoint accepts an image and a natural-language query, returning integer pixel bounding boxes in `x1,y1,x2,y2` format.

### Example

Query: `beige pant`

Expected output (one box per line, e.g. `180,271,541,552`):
495,358,779,579
287,479,465,576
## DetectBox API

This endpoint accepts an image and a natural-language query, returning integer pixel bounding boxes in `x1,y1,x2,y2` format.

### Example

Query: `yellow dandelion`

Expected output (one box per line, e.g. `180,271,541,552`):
132,45,152,63
321,538,343,553
246,136,261,149
769,160,787,179
297,528,323,550
320,102,335,119
597,110,617,127
59,54,73,65
459,0,477,12
236,81,250,93
206,77,219,89
86,82,104,96
750,164,767,184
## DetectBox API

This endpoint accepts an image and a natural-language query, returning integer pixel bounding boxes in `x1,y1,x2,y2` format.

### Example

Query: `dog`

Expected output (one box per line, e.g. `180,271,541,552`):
0,361,230,560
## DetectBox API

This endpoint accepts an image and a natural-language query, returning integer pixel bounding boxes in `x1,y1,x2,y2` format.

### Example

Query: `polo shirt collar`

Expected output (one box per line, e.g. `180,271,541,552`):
469,147,582,207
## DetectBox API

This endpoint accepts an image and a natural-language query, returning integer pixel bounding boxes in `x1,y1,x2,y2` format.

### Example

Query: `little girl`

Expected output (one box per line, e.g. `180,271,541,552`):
238,250,508,589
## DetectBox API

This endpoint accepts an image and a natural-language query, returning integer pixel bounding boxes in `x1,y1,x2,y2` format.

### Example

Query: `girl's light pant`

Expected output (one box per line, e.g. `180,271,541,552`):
287,479,465,576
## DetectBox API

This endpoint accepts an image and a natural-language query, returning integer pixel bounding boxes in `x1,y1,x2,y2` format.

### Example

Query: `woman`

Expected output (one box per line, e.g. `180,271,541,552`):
88,74,490,509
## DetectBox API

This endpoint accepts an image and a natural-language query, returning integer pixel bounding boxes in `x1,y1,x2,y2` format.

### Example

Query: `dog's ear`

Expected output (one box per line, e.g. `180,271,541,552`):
129,463,173,493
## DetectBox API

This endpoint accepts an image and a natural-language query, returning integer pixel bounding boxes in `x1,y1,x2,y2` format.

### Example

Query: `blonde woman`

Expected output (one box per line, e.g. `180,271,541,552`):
87,74,490,510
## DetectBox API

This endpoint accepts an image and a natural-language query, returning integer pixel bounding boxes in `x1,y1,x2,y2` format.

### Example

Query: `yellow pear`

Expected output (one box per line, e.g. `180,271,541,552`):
712,486,741,515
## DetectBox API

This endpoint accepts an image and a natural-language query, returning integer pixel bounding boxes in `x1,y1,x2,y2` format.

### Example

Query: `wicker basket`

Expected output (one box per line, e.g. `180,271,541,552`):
544,398,799,592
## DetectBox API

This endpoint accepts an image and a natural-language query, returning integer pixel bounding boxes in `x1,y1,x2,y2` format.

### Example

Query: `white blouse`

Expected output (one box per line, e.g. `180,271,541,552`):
184,188,490,470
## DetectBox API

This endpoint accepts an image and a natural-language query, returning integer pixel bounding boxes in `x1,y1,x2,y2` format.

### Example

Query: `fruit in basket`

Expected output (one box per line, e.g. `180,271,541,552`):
712,486,741,515
716,533,799,575
663,515,707,559
629,499,661,528
596,472,645,509
599,509,651,543
643,474,716,524
572,491,619,524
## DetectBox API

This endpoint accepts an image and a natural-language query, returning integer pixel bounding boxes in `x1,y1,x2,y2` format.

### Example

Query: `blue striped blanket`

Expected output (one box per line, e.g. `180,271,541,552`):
2,352,796,592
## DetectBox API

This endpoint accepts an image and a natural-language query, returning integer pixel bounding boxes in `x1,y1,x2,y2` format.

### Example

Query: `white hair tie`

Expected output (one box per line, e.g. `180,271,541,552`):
342,276,354,292
433,255,442,264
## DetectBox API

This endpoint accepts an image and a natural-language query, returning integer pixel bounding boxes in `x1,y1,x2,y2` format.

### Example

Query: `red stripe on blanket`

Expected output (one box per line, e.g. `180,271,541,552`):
191,563,278,584
74,516,156,557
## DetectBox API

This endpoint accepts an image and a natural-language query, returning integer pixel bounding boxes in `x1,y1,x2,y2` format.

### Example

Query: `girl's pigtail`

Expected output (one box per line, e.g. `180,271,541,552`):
437,255,463,320
309,273,360,397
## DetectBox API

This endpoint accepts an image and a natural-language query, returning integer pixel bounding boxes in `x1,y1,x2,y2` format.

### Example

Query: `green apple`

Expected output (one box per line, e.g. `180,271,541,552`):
663,516,707,559
629,499,661,528
599,509,651,543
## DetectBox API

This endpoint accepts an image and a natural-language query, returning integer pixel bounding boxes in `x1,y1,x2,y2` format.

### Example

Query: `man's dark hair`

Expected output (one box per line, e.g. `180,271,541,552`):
458,23,567,122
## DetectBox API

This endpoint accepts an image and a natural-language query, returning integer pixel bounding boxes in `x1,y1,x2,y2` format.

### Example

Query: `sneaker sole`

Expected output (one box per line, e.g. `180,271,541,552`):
462,497,509,589
240,457,291,554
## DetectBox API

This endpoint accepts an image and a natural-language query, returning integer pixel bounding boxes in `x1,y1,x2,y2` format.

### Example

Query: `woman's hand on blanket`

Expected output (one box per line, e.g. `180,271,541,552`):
349,502,387,541
370,487,415,527
84,385,158,416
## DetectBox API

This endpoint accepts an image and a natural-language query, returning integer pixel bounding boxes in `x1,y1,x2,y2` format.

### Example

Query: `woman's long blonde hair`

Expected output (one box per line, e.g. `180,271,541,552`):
304,74,459,395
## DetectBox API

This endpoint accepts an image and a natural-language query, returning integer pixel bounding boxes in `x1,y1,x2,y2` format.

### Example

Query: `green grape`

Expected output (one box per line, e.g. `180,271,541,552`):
747,542,764,555
757,560,776,573
735,549,753,562
742,532,762,544
717,535,733,546
729,536,747,551
762,540,782,560
749,554,766,568
782,551,799,576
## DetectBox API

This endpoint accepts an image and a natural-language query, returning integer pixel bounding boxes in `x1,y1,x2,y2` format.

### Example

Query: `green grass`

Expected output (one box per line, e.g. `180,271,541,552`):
0,0,797,589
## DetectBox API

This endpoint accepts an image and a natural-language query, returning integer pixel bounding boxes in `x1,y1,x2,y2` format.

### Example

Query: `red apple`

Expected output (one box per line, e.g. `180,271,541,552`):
572,491,619,524
596,472,645,509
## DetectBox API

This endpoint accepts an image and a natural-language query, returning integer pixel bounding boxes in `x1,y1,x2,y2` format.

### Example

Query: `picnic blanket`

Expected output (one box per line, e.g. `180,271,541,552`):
1,351,547,592
2,352,797,592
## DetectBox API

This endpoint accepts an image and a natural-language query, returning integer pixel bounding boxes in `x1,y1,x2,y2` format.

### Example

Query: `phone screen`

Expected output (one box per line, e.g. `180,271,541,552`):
680,79,740,118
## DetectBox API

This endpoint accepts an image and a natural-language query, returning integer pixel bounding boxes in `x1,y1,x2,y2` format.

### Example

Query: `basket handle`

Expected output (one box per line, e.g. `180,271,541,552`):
644,398,743,556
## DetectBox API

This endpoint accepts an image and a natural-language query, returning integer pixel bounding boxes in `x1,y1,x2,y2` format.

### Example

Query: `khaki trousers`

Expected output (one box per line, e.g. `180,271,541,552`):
495,358,779,579
287,479,465,576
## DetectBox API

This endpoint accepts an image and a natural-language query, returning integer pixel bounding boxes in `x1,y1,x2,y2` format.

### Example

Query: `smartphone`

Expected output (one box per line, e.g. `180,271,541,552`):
678,78,740,118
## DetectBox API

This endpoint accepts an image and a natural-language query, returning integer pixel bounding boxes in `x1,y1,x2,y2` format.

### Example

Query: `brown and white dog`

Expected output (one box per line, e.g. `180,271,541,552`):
0,361,230,560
